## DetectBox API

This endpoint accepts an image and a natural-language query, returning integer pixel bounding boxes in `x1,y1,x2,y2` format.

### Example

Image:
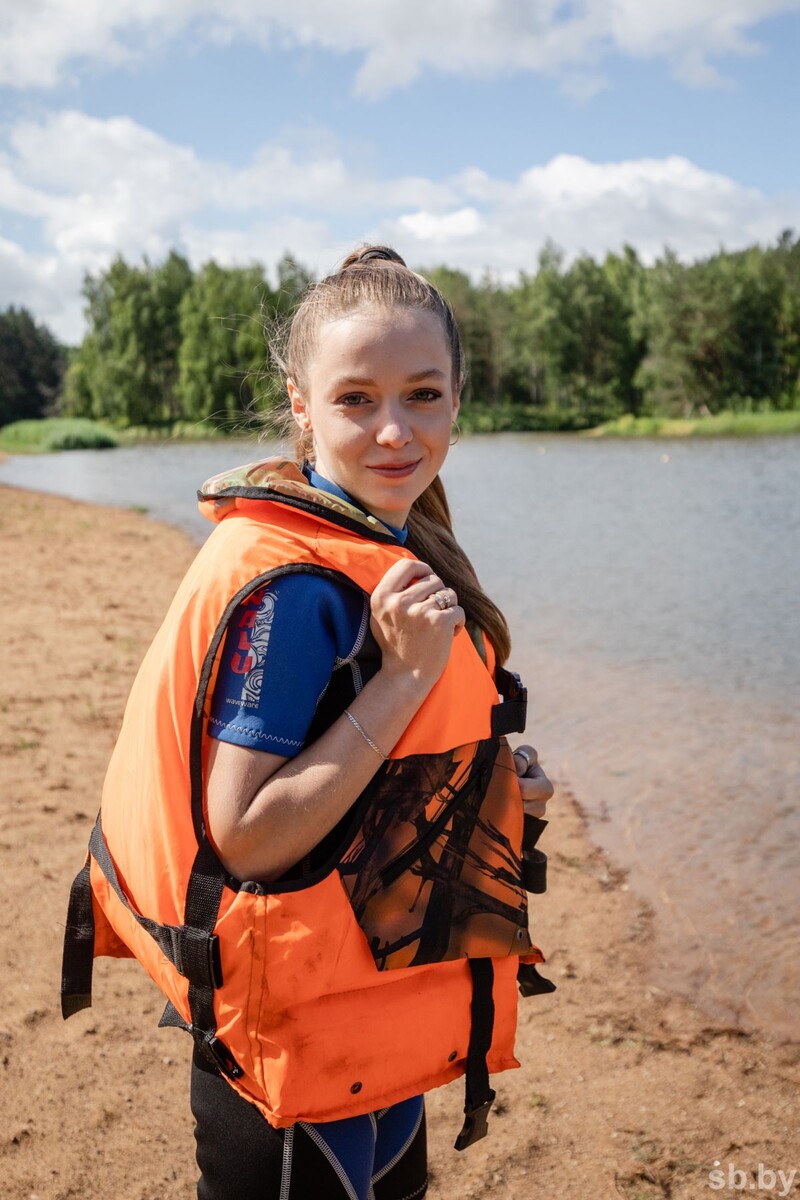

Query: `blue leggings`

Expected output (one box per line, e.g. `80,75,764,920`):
191,1048,428,1200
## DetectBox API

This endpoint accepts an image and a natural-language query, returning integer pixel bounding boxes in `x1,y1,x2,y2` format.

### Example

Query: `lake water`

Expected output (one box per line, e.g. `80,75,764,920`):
2,433,798,1039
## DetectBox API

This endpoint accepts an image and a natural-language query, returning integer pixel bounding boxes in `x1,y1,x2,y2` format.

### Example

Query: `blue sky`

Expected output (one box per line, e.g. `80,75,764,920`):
1,2,798,342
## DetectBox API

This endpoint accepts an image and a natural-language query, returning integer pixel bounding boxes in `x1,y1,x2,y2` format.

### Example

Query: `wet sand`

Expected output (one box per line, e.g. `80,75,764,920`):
501,636,800,1045
1,484,798,1200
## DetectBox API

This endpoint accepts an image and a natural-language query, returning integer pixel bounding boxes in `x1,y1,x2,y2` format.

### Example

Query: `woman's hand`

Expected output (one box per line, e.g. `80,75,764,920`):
370,558,465,691
513,744,554,819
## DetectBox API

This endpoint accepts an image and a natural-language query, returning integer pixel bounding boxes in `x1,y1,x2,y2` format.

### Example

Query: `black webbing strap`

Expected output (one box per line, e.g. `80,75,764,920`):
158,999,190,1030
491,667,527,736
61,854,95,1018
181,839,244,1081
454,958,496,1151
85,817,223,993
64,817,242,1079
521,813,549,894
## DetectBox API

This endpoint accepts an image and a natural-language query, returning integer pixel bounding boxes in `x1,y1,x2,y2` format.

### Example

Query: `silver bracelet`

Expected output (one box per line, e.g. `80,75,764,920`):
343,708,387,760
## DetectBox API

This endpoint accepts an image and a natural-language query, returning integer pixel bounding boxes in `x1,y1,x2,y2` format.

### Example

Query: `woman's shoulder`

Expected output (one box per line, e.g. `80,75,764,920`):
209,569,372,752
236,569,368,653
256,568,365,614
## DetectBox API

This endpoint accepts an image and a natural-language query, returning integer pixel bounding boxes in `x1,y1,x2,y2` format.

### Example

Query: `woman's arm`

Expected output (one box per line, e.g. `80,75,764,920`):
205,557,464,883
206,667,428,881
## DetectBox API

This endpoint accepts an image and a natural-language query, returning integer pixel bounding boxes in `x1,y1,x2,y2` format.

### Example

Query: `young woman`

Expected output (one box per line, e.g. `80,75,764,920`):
62,246,554,1200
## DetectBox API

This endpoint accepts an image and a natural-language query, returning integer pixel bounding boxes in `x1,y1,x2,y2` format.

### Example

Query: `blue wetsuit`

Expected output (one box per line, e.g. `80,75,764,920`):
198,469,426,1200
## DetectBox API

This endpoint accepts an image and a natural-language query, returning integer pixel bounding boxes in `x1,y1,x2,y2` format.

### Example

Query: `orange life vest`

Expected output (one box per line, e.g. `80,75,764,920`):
61,458,551,1149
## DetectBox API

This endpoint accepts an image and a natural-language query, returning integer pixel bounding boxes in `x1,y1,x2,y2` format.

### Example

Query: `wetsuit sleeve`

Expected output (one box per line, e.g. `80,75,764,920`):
207,573,369,756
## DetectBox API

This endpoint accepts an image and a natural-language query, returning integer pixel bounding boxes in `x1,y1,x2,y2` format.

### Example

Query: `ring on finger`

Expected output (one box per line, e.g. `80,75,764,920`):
433,589,453,610
513,747,532,773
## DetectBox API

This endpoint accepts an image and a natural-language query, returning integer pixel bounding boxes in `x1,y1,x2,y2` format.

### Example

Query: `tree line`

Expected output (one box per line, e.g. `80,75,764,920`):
2,232,799,430
0,307,66,428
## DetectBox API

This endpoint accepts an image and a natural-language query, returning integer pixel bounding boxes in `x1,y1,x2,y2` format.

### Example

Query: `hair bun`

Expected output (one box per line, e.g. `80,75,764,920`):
341,245,407,270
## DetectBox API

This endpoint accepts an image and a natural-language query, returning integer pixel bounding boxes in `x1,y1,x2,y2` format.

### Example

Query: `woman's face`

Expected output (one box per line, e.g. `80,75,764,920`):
288,305,460,529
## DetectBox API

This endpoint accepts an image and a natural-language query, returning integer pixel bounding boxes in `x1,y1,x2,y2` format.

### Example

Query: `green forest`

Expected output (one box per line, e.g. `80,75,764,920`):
3,232,800,437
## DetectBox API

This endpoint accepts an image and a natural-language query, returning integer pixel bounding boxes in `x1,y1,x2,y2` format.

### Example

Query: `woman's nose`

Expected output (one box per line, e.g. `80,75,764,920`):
375,405,413,446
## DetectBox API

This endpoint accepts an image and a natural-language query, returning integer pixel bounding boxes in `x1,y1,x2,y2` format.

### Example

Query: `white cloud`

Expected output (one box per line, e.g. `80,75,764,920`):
0,111,796,341
389,152,798,280
180,217,337,281
0,109,457,338
0,0,798,95
0,235,82,338
399,207,483,242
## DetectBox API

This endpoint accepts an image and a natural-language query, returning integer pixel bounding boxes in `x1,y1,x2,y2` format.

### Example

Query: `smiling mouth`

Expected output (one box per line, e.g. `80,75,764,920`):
366,461,420,478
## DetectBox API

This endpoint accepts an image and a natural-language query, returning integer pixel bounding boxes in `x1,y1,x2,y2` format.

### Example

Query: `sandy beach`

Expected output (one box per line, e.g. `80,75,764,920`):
1,483,798,1200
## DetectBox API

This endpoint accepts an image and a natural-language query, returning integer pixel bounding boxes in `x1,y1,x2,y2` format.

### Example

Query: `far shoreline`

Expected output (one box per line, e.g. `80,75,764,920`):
582,409,800,437
2,407,800,455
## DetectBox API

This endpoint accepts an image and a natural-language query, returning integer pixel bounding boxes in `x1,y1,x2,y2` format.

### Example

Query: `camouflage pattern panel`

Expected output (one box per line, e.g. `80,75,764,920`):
338,737,533,970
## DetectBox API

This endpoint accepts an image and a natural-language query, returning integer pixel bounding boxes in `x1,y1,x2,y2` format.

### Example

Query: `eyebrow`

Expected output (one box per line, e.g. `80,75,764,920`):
332,368,447,388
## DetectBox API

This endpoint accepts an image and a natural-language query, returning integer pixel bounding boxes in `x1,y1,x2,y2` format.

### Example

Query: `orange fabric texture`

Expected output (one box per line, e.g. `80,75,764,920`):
80,459,546,1127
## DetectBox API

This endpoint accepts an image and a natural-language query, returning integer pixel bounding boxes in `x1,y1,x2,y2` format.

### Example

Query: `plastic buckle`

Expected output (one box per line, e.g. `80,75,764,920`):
510,671,526,701
207,934,223,989
166,928,223,990
454,1091,495,1151
517,962,558,998
198,1032,244,1080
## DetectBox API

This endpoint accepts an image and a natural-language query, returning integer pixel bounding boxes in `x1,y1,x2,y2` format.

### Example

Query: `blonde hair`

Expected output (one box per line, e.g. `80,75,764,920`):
268,244,511,664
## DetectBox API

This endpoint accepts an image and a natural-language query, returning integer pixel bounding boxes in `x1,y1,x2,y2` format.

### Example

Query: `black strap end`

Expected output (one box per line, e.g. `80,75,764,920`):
454,1092,496,1151
522,848,548,894
158,1000,190,1031
61,992,92,1020
517,962,558,997
61,856,96,1021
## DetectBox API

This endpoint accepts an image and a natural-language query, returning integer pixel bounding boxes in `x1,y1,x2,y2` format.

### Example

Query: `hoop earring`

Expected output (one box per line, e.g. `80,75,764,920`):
449,421,461,447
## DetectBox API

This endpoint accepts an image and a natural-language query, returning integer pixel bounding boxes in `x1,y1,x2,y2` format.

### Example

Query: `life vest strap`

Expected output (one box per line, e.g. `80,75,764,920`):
85,817,223,992
517,962,558,997
454,958,496,1152
63,818,244,1079
182,838,244,1080
491,667,527,736
158,1000,189,1030
61,854,95,1018
157,999,244,1081
521,813,549,894
61,816,225,1006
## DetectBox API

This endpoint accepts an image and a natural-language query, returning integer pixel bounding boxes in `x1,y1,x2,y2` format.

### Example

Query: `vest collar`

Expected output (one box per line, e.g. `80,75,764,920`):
197,456,402,543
